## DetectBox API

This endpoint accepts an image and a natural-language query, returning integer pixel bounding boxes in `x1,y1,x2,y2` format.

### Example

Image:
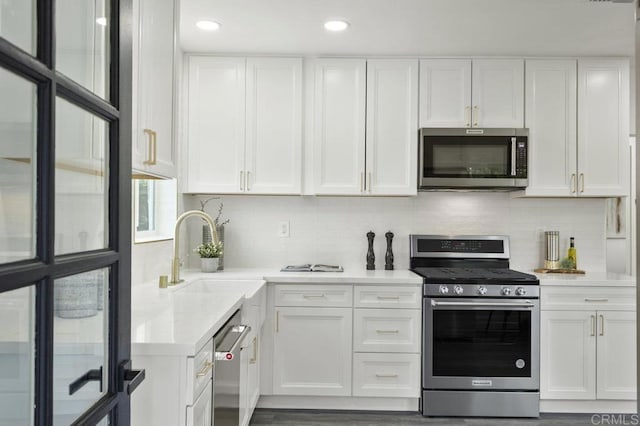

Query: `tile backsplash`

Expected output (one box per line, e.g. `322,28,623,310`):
179,192,606,273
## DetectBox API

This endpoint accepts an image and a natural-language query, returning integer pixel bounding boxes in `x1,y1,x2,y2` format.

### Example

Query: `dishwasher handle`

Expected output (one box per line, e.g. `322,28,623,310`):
215,325,251,361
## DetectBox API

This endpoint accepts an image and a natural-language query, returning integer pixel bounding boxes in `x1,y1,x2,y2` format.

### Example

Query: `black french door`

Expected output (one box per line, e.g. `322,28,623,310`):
0,0,135,424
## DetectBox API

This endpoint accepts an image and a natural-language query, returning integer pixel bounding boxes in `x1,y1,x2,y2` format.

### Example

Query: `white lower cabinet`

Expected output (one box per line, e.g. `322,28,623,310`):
273,306,353,396
186,382,213,426
540,286,636,403
268,282,421,404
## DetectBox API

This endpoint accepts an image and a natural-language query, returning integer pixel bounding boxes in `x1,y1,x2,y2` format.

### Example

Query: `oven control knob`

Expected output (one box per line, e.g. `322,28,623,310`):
515,287,526,296
501,287,512,296
439,285,449,295
453,285,464,295
477,286,487,295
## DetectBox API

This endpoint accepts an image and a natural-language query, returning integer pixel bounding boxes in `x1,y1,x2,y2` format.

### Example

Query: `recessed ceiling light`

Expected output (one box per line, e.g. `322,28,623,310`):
196,20,221,31
324,20,349,32
96,17,107,27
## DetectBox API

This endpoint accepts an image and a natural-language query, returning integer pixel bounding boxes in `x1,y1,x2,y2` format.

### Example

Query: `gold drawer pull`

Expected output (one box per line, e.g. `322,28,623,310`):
303,294,326,299
376,295,400,300
375,373,399,378
584,298,608,302
250,336,257,364
376,329,399,334
196,360,213,377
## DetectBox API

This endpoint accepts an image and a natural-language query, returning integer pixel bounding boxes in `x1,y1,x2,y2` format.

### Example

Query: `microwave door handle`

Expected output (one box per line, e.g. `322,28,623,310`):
510,137,517,176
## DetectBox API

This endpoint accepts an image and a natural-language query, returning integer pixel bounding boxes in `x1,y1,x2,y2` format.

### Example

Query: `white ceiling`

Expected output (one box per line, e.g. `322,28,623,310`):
179,0,635,57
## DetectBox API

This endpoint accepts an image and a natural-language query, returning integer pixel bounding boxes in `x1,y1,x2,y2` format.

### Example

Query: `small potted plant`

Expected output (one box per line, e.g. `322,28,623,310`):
195,241,223,272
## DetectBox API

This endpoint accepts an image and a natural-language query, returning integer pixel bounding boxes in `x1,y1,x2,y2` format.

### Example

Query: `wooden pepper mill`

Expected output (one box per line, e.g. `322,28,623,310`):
385,231,394,270
366,231,375,270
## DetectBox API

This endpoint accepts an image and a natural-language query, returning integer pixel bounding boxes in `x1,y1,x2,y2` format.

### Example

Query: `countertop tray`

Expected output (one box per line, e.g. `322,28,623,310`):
534,268,586,275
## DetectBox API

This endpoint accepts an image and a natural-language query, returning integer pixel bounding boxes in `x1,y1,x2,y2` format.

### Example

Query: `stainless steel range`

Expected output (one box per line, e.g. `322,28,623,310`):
410,235,540,418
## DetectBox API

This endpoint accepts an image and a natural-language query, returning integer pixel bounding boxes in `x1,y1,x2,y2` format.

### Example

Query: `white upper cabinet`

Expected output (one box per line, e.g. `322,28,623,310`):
525,60,577,197
419,59,523,128
184,56,302,194
577,58,630,197
471,59,524,128
366,59,418,196
525,58,630,198
245,58,302,194
419,59,471,128
314,58,418,196
133,0,177,178
313,59,367,195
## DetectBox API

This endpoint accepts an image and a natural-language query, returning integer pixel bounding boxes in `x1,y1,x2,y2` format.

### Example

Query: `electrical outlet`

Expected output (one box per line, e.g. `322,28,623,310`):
278,221,290,238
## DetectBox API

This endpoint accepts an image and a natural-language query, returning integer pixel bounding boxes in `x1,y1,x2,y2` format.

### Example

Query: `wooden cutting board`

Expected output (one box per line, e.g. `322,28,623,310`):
534,268,585,274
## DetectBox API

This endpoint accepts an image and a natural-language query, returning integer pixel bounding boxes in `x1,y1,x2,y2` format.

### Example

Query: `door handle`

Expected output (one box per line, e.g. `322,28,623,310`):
570,174,577,194
599,314,604,336
590,315,596,337
579,173,585,193
240,170,244,191
510,137,517,176
142,129,157,165
368,172,372,193
250,336,258,364
118,361,146,395
69,366,103,395
465,106,471,128
360,172,365,193
473,105,479,127
196,360,213,377
246,171,251,191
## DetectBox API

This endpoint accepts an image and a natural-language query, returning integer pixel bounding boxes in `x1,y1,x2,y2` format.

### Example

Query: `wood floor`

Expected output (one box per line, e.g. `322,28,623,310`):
250,409,599,425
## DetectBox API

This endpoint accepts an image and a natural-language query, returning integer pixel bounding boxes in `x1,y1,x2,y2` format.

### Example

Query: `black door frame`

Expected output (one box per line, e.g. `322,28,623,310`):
0,0,133,424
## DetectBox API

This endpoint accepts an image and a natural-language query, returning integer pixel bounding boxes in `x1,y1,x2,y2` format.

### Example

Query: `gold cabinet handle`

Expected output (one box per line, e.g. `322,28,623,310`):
599,314,604,336
142,129,157,165
590,315,596,336
196,360,213,377
246,171,251,191
473,105,479,127
579,173,585,193
375,373,399,378
303,294,326,299
465,106,471,128
249,336,257,364
377,295,400,300
240,171,244,191
585,298,608,302
570,173,576,194
376,329,400,334
275,310,279,333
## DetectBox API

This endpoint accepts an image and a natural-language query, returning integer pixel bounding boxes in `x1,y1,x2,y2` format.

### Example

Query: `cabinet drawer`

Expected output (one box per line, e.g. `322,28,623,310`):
186,339,214,406
186,379,212,426
541,286,636,311
353,309,421,353
354,285,421,309
274,284,352,307
353,353,420,398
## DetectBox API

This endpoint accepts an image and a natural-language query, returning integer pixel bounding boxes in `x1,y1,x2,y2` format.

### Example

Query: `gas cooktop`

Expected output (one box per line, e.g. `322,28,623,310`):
412,267,538,284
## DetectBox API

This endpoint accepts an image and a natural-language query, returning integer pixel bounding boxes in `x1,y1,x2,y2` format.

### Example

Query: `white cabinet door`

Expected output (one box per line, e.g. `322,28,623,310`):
134,0,176,178
596,311,636,400
185,56,246,193
540,310,596,400
472,59,524,128
240,332,260,426
366,59,418,196
313,59,366,195
245,58,302,194
577,59,630,197
273,307,352,396
524,60,577,197
419,59,471,128
186,381,212,426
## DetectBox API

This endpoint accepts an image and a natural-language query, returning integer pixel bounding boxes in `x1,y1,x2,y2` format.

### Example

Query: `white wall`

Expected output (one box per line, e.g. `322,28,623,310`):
181,193,606,273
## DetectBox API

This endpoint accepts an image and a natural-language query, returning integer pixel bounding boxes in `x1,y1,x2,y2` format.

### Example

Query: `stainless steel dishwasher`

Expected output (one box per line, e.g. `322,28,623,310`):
214,310,250,426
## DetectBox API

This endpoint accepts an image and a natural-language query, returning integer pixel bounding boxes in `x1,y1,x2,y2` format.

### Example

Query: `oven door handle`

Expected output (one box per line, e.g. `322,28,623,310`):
430,300,536,308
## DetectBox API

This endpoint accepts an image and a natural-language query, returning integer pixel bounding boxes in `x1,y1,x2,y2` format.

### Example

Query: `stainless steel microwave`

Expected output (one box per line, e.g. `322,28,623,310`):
419,128,529,190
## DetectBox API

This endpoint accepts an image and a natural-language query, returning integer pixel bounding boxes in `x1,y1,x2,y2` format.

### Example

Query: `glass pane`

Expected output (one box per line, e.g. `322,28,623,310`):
433,310,531,377
0,286,35,426
53,269,109,426
133,178,177,243
96,413,110,425
0,1,35,54
0,67,37,264
55,98,109,255
56,0,110,99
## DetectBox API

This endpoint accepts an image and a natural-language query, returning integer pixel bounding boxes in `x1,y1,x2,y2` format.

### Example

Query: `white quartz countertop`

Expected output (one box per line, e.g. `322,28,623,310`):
177,268,423,284
131,278,265,357
534,271,636,287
